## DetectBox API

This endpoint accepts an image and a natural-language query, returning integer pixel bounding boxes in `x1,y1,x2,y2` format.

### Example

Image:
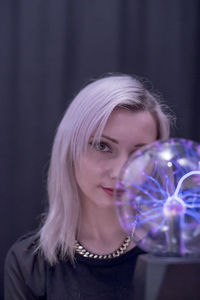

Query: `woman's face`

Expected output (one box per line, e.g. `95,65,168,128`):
75,108,158,208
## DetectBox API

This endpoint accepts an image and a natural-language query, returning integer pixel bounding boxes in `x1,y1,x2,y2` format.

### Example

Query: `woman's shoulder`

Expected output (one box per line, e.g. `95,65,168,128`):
5,230,47,272
8,230,39,249
5,231,47,297
6,231,41,264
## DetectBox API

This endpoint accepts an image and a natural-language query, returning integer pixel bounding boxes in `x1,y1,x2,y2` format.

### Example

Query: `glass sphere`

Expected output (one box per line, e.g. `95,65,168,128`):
115,138,200,257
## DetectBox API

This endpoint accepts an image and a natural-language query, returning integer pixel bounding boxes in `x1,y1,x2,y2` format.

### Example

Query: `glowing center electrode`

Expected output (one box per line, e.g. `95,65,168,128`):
163,196,186,217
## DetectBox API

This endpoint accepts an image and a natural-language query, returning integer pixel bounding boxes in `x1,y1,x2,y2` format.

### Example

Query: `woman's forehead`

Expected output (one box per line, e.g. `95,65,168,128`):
90,109,157,146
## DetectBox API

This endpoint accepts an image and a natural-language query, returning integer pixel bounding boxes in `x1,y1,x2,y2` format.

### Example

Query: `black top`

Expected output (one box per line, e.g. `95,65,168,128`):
4,233,145,300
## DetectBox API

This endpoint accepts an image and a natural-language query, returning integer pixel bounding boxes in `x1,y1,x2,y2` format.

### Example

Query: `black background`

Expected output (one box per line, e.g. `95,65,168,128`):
1,1,200,298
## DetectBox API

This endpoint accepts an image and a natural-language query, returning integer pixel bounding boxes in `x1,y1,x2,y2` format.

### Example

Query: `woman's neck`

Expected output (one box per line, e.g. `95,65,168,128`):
77,201,133,255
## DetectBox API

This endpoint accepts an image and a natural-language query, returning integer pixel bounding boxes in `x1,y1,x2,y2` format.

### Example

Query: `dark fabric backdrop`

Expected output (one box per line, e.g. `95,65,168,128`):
1,0,200,298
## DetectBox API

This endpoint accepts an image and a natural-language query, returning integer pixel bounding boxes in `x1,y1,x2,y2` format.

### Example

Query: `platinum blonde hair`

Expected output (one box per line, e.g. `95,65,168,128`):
39,74,171,264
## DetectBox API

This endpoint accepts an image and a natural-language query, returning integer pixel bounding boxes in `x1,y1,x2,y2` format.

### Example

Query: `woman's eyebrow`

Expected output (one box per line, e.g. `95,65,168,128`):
101,135,119,144
134,143,147,148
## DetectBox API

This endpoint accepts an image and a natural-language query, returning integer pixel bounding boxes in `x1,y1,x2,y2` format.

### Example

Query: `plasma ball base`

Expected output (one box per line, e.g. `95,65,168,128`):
133,254,200,300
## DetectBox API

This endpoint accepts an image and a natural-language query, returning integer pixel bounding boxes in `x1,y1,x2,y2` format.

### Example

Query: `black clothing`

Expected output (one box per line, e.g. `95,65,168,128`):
5,233,144,300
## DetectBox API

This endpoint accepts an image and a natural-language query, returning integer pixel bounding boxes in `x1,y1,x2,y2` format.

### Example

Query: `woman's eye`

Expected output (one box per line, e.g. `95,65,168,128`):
97,142,110,152
90,141,111,152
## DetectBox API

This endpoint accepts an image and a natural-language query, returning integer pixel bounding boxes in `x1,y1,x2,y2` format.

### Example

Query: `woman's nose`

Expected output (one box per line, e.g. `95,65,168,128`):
110,154,129,180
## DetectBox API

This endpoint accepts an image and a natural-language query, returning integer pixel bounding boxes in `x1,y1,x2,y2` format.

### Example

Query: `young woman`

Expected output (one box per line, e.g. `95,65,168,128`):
5,74,171,299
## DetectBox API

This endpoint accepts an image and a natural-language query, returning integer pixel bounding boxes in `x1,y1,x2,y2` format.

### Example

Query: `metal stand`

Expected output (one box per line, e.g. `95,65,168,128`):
133,254,200,300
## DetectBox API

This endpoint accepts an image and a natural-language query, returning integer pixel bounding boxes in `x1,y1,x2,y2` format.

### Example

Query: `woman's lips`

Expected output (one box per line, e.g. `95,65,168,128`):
101,187,114,196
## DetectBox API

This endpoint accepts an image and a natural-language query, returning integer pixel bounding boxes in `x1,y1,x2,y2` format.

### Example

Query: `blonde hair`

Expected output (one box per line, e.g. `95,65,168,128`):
39,74,172,264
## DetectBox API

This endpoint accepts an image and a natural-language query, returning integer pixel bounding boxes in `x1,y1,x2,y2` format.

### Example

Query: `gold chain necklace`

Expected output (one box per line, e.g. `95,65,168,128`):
75,236,131,259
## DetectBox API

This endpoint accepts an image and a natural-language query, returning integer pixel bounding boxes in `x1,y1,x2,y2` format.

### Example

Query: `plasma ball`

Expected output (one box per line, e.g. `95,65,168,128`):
116,138,200,257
